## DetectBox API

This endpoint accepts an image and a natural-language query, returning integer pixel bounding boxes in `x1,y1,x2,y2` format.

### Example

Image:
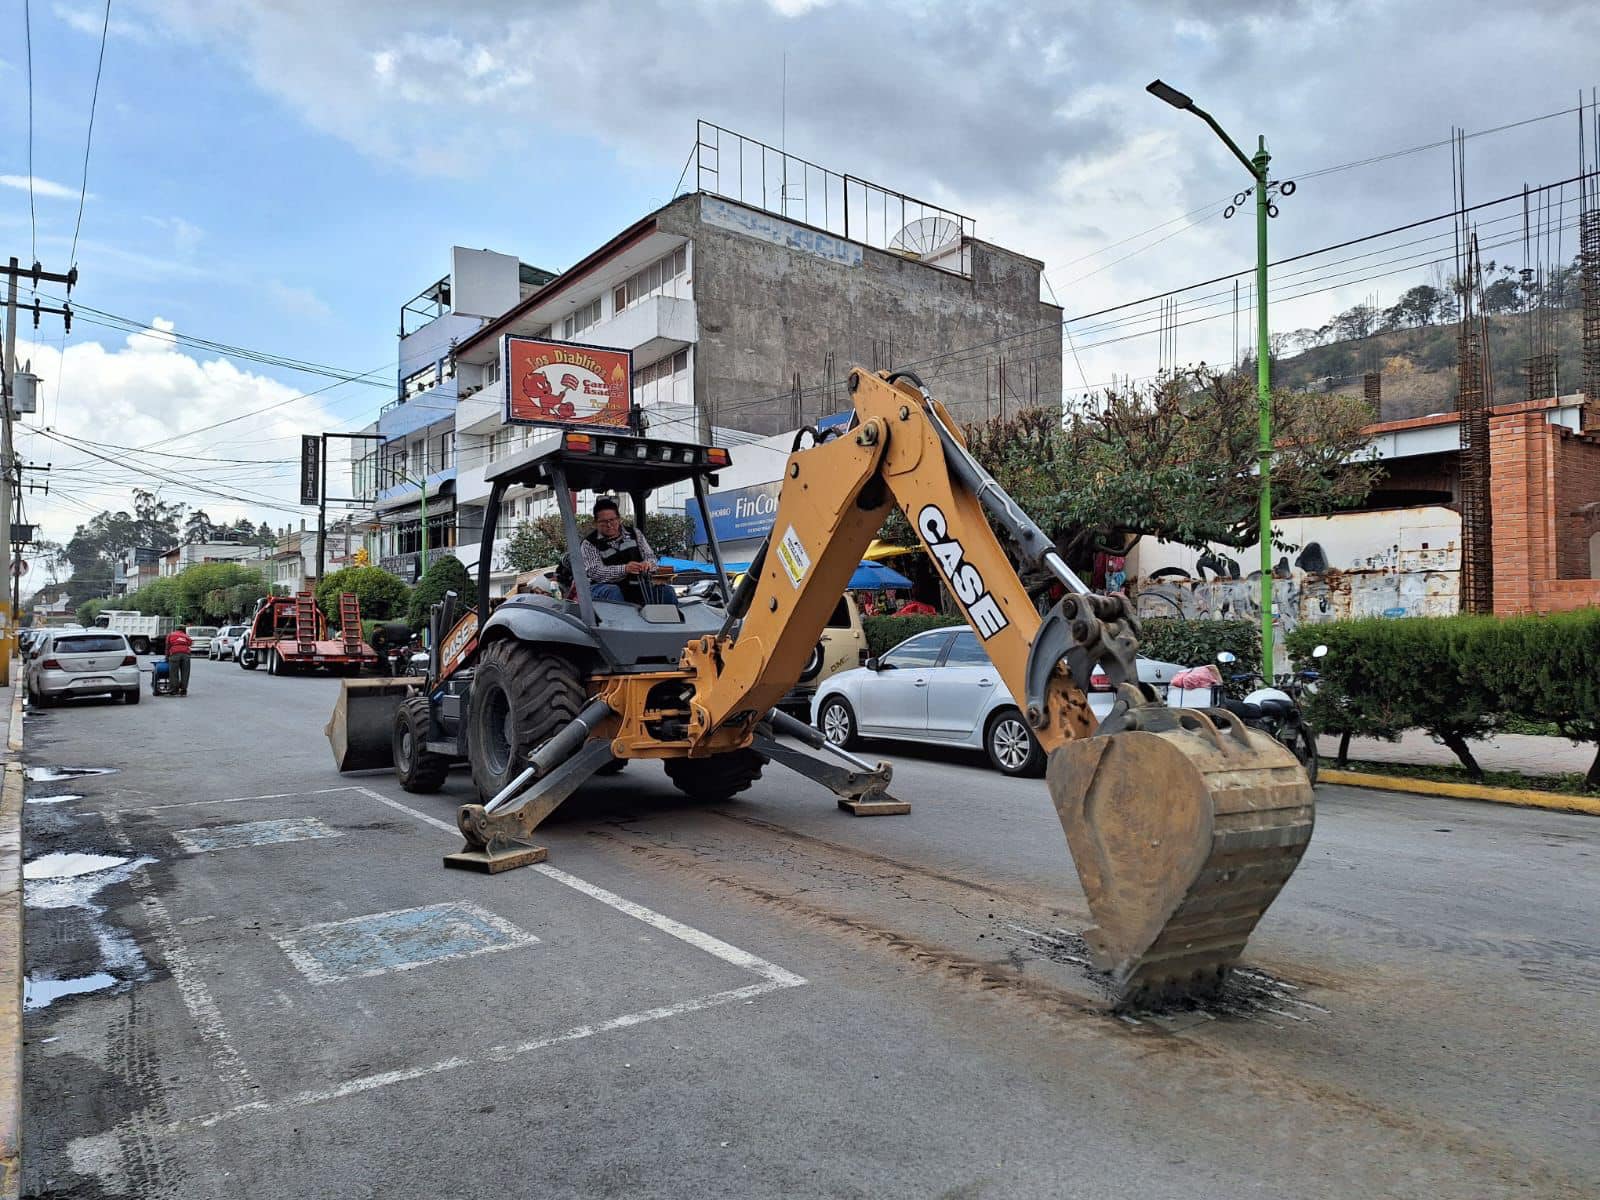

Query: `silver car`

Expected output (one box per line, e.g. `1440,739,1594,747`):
209,624,248,660
28,630,141,706
186,625,220,655
812,626,1182,776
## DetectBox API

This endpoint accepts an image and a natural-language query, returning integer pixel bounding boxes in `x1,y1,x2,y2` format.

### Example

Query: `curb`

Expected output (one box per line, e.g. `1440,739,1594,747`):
1320,768,1600,816
0,668,22,1199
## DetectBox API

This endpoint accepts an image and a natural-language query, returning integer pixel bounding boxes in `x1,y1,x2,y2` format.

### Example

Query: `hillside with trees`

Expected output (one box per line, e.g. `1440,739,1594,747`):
1271,255,1588,420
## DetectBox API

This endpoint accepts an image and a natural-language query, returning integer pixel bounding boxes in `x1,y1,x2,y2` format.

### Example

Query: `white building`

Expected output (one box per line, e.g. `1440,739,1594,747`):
158,541,268,577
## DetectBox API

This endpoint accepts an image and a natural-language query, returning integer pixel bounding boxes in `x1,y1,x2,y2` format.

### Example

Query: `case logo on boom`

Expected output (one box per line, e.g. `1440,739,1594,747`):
916,505,1009,639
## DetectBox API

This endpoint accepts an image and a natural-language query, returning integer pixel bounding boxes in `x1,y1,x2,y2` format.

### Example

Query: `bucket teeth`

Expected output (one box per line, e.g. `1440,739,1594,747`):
1048,707,1314,1005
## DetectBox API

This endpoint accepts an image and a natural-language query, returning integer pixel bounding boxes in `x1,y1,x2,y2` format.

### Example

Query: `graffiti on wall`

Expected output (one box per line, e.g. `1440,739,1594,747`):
1132,538,1461,634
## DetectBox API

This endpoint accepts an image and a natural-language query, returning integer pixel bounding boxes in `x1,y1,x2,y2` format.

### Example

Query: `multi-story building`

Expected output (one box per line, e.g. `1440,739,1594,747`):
157,541,267,577
355,248,557,582
359,125,1062,582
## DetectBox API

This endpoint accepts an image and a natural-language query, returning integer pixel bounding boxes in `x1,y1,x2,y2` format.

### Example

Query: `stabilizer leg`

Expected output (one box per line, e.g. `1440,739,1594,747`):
445,738,617,873
755,708,907,815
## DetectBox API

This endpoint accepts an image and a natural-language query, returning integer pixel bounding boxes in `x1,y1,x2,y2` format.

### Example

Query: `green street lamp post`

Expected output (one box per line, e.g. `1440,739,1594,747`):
1147,79,1286,674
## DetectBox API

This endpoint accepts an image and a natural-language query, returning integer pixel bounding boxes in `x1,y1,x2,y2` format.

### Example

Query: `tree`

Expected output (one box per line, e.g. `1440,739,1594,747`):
253,521,278,549
1481,276,1523,315
961,368,1382,566
504,515,566,574
59,488,187,605
1333,303,1379,341
184,509,218,544
315,565,410,623
642,513,694,559
407,555,474,628
175,562,267,621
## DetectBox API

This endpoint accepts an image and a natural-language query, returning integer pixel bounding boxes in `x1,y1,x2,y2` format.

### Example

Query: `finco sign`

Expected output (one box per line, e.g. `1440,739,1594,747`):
686,481,782,545
504,336,632,430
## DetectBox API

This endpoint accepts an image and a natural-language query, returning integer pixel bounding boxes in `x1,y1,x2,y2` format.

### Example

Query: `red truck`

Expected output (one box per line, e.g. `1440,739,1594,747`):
237,591,377,676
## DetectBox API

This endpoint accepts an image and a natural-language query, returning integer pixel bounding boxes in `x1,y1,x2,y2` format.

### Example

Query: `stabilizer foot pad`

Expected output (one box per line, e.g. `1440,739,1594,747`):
442,842,548,874
838,797,911,816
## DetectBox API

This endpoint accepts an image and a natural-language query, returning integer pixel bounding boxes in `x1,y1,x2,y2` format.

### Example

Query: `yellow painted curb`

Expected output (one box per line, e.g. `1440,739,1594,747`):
1320,768,1600,816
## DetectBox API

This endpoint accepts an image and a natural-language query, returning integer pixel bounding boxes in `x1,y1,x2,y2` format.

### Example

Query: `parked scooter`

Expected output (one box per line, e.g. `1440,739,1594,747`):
1211,645,1327,784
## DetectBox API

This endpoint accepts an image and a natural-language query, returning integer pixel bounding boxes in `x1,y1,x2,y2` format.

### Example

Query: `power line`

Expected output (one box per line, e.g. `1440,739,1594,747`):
24,0,36,264
70,0,113,268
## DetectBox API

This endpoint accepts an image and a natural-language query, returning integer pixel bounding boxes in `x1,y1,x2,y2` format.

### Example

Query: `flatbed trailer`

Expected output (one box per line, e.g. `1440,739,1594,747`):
238,591,377,676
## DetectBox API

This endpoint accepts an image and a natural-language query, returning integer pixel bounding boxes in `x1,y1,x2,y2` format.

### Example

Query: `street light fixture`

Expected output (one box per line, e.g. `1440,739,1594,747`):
1147,78,1285,674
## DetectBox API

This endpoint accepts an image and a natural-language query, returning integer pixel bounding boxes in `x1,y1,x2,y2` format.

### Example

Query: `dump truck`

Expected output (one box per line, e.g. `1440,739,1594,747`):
240,590,377,675
91,609,174,655
327,370,1313,1004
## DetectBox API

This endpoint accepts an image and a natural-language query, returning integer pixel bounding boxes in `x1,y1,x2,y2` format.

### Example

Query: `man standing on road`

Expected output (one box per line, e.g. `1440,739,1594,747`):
164,626,194,697
581,497,678,607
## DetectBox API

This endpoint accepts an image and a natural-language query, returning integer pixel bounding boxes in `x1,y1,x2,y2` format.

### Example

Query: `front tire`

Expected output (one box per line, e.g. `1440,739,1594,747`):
1287,725,1319,787
817,696,857,749
664,748,767,802
467,640,584,803
395,695,449,793
239,648,256,670
985,708,1045,777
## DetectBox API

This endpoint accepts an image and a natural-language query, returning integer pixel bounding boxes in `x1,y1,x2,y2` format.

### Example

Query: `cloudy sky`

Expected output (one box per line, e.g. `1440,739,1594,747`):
3,0,1598,571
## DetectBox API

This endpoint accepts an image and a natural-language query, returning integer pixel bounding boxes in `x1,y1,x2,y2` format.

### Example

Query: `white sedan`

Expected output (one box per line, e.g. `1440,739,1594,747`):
811,626,1182,776
27,630,141,706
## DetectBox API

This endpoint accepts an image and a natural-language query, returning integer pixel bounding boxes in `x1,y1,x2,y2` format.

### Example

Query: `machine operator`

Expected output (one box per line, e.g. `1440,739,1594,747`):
581,496,679,607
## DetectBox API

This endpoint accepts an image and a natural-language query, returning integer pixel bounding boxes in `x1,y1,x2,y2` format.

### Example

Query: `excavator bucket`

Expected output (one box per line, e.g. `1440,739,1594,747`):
325,678,414,772
1047,703,1314,1006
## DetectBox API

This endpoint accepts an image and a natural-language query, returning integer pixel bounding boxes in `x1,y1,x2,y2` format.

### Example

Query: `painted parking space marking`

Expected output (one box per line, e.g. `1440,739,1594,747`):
71,782,808,1142
275,901,539,985
174,816,341,854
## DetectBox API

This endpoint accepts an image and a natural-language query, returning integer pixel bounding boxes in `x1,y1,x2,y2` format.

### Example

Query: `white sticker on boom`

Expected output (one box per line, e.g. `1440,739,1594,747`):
776,525,812,589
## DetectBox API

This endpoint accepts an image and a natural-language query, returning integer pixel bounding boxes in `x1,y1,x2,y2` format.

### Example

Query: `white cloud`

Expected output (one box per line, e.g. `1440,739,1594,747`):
143,215,204,258
16,322,347,544
0,175,85,201
266,281,333,320
53,2,154,42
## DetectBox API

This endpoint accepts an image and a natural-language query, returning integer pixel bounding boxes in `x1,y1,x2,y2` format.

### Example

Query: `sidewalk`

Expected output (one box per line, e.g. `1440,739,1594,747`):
1318,729,1594,778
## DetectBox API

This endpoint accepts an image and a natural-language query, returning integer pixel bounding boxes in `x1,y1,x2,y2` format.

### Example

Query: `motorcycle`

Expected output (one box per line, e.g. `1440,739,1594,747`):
1210,644,1328,785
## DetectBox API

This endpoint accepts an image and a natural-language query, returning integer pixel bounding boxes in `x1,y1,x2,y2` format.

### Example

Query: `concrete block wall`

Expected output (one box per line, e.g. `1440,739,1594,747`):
660,195,1061,436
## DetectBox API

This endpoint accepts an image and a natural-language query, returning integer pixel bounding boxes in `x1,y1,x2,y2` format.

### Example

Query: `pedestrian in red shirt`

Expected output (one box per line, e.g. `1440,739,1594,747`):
165,628,194,696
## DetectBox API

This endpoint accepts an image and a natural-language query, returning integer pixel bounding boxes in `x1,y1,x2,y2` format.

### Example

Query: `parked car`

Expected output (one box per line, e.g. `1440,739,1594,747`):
811,627,1182,776
781,593,870,716
185,625,220,655
27,629,141,707
209,624,249,661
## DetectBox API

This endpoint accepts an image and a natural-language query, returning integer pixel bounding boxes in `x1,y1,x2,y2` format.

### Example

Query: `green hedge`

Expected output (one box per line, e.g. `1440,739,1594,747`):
1136,618,1260,675
862,614,964,658
1285,611,1600,788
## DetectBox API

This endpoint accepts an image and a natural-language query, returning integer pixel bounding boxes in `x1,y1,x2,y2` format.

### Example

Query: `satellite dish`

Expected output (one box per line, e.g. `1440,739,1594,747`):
888,216,962,259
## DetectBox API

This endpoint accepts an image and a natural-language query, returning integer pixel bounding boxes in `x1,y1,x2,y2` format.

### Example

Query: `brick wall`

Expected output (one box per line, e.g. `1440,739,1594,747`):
1489,403,1600,614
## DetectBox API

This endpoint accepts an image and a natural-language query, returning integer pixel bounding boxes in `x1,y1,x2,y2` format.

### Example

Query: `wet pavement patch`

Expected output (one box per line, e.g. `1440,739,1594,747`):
173,816,340,854
274,901,538,985
25,766,117,783
24,973,118,1011
24,852,130,880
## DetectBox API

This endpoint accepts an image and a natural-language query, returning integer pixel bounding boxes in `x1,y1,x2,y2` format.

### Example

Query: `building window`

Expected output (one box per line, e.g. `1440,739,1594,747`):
437,431,455,471
632,348,691,411
484,358,500,385
613,245,690,313
561,298,602,341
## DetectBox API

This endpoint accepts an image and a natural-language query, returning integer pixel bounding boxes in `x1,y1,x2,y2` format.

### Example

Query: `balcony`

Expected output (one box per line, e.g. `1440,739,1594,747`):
585,294,696,363
456,380,506,435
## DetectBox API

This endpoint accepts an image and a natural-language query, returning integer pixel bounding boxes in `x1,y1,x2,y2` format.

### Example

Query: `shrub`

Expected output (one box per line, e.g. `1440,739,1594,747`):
407,555,473,629
1136,618,1260,675
863,613,965,658
315,566,411,624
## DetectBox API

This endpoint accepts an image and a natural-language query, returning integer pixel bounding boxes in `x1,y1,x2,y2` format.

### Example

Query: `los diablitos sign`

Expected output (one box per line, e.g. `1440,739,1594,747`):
503,336,632,429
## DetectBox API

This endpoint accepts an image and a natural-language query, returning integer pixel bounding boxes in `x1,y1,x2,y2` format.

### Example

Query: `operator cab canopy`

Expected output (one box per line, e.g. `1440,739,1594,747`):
484,428,730,494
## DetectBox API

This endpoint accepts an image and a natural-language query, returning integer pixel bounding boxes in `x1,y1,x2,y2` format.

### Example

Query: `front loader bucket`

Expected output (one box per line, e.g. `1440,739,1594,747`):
1048,706,1313,1005
325,678,414,772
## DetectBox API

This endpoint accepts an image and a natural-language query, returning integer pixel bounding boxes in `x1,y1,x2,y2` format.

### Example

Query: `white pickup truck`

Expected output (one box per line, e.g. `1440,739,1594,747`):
92,609,175,655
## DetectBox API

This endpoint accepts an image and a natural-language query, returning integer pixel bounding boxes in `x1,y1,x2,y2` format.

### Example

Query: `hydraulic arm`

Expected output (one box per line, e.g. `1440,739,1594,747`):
683,369,1315,1002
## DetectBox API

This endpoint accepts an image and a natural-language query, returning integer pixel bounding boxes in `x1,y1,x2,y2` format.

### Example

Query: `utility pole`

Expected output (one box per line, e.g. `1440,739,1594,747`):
2,258,76,682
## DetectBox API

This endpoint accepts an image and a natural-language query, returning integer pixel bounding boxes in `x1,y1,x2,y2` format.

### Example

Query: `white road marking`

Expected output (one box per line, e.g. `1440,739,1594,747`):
132,785,361,813
101,812,258,1110
173,816,340,854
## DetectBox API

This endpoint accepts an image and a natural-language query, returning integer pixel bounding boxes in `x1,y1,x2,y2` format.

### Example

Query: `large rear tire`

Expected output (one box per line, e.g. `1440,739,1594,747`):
123,687,140,706
664,748,767,802
467,639,584,803
394,695,449,793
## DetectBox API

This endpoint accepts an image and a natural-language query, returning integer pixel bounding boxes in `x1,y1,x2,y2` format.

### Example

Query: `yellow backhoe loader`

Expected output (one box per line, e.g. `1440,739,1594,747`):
328,369,1313,1004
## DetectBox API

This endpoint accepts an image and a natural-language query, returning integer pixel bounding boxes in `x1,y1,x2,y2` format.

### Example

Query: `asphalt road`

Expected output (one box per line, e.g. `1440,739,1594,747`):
17,657,1600,1199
